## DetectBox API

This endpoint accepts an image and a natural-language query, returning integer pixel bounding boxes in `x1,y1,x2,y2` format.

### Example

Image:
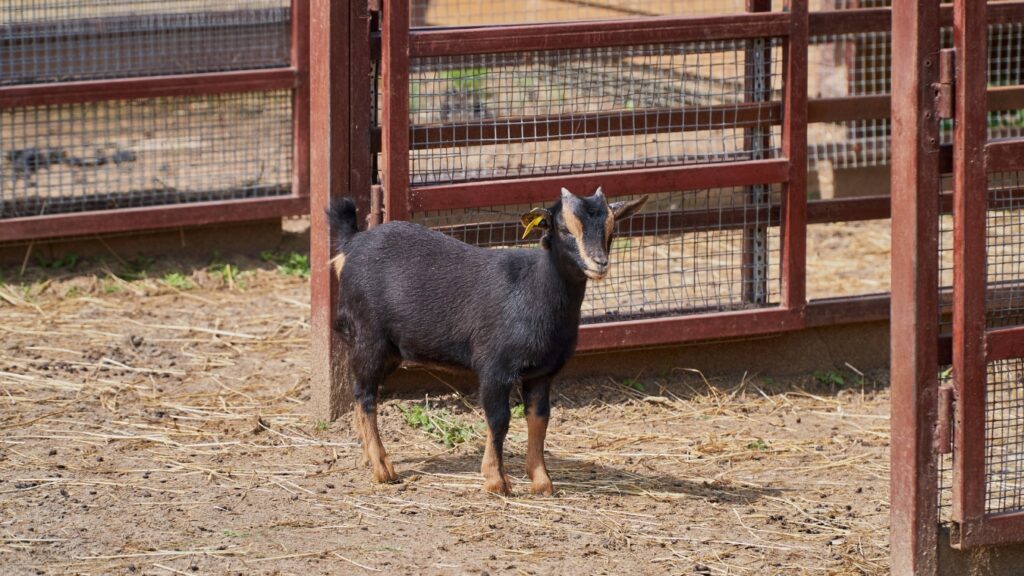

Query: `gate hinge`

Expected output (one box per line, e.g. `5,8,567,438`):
934,48,956,120
935,382,955,454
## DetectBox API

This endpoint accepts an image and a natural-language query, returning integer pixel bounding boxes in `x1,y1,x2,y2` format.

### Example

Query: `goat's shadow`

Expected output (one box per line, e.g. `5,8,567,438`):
399,448,778,504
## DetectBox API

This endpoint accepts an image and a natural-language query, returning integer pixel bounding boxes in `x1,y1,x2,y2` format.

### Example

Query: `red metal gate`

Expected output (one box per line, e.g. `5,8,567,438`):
378,0,809,350
892,0,1024,572
949,0,1024,550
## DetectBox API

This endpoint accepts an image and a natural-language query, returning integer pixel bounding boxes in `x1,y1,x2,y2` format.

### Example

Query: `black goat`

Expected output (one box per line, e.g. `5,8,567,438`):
328,188,647,495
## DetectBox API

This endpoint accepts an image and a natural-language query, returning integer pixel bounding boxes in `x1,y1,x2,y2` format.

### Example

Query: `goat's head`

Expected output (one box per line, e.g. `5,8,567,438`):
521,187,648,281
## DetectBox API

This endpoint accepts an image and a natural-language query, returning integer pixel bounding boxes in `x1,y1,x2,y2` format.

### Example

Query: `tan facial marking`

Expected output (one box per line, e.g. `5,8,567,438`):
604,207,614,242
331,253,346,279
562,207,604,273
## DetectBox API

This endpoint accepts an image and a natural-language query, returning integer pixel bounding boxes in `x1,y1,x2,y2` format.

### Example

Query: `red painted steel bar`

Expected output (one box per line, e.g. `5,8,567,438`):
401,102,782,150
889,0,941,572
951,0,991,549
986,327,1024,363
291,0,311,199
780,0,808,312
954,510,1024,547
0,196,307,243
0,68,297,109
309,0,356,419
576,308,802,352
986,139,1024,173
381,0,410,222
409,13,791,58
408,159,790,212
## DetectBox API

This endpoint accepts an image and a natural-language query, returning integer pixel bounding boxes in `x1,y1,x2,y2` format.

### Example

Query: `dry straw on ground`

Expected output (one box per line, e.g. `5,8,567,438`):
1,247,890,575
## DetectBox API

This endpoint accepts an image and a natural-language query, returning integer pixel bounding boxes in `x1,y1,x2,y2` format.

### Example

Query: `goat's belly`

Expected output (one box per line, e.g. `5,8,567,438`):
398,347,473,372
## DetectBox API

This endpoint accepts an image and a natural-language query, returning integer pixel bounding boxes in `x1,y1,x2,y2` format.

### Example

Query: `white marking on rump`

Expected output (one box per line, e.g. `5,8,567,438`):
331,253,346,279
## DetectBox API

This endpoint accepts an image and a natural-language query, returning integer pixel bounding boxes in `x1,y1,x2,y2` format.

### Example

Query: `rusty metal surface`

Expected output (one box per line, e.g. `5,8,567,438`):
380,0,410,222
951,0,992,549
309,0,364,418
889,0,941,572
781,0,808,311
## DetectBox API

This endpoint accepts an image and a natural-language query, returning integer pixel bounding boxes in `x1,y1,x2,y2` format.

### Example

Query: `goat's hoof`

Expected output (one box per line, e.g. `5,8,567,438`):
530,477,554,497
482,477,512,497
371,457,398,483
358,452,370,468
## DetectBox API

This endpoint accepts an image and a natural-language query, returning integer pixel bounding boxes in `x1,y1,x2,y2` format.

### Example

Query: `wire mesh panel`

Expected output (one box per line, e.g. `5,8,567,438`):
0,92,293,218
986,171,1024,329
408,40,784,185
1,1,291,85
412,185,782,323
985,358,1024,514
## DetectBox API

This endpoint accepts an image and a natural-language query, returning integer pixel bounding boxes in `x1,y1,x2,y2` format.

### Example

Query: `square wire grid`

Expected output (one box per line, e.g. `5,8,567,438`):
408,39,784,185
0,91,293,218
412,185,782,323
1,1,290,86
985,358,1024,514
986,171,1024,329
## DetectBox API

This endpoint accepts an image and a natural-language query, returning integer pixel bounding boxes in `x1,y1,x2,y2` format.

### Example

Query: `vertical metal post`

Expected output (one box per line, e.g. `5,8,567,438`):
781,0,807,312
742,0,772,305
291,0,310,200
309,0,358,419
381,0,411,222
890,0,941,572
951,0,989,545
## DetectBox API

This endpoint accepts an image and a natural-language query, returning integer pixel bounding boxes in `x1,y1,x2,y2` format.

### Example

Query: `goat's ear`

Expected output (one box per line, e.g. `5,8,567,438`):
520,207,552,239
610,195,648,221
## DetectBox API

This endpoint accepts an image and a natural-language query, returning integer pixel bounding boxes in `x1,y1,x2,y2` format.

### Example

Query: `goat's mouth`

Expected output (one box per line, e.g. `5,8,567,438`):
584,267,608,281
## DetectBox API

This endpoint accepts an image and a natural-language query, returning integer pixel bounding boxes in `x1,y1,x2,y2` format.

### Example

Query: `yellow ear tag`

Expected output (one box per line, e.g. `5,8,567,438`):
522,215,545,239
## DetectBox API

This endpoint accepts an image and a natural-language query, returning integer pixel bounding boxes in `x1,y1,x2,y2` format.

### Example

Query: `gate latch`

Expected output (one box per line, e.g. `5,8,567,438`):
935,382,955,454
935,48,956,120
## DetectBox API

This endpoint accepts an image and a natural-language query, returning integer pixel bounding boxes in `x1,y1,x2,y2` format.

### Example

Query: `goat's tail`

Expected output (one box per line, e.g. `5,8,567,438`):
327,197,359,279
328,197,359,249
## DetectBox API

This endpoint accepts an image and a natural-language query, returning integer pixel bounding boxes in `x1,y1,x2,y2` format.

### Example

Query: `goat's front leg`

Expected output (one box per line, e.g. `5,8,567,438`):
479,375,514,496
523,376,554,496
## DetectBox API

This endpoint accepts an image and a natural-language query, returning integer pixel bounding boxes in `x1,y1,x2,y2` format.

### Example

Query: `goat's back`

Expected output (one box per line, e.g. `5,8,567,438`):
338,221,558,370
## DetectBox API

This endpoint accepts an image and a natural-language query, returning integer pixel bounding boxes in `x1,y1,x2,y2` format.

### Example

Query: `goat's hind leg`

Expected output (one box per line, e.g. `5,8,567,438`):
479,372,514,496
522,376,554,496
352,343,399,483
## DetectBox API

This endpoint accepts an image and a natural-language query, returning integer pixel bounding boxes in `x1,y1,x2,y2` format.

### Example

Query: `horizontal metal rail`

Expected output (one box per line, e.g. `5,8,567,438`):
0,196,308,244
409,159,790,211
576,307,802,351
409,13,791,57
986,139,1024,172
986,326,1024,362
0,68,297,108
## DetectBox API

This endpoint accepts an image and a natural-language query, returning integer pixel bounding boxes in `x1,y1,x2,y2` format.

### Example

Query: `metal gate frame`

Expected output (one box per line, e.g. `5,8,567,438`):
0,0,311,243
892,0,1024,572
379,0,810,351
950,0,1024,550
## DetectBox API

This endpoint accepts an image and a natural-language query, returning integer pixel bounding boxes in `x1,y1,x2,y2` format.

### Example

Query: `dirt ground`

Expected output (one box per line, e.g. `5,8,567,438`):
0,244,892,576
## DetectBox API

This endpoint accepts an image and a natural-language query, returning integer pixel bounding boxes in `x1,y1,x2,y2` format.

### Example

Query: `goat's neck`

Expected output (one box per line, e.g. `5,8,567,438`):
542,245,588,314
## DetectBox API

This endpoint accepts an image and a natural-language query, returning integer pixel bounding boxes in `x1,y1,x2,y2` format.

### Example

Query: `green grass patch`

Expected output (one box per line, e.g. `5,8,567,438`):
261,251,310,279
398,401,481,447
35,253,78,270
747,438,769,451
621,378,645,393
162,271,193,290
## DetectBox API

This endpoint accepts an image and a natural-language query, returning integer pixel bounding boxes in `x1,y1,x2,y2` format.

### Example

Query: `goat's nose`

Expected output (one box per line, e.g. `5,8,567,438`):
593,254,608,267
